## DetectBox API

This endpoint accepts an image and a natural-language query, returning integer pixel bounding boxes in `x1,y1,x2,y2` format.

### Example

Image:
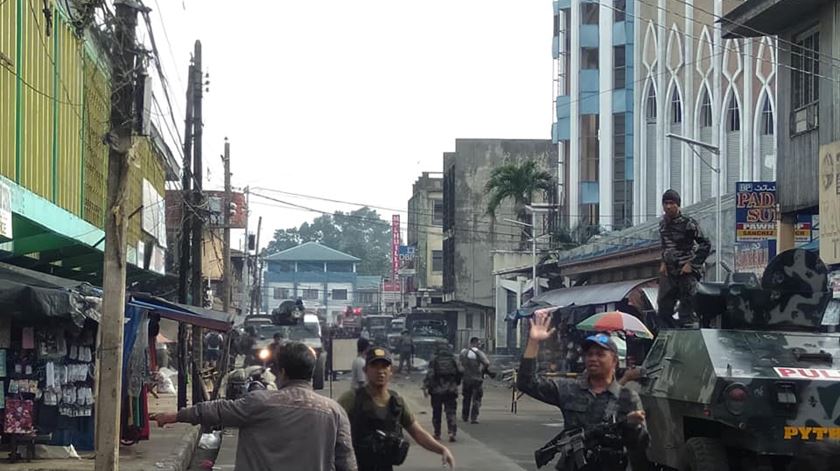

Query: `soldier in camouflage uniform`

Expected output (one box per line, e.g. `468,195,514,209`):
657,189,711,329
518,312,649,470
423,341,462,442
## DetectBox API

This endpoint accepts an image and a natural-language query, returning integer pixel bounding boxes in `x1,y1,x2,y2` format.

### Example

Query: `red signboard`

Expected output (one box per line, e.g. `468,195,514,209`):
391,215,400,279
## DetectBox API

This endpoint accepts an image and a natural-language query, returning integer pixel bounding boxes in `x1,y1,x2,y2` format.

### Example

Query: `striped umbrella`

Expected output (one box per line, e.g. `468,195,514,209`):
576,311,654,339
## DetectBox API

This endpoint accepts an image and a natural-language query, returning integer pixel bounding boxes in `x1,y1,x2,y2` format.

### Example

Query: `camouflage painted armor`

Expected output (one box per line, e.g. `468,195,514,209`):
658,212,711,276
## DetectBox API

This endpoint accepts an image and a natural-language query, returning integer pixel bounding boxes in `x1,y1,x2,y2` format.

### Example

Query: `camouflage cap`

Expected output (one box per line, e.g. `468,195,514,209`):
582,333,619,355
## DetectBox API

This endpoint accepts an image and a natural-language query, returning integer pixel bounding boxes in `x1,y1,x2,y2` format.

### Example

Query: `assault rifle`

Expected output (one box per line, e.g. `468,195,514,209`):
534,421,626,470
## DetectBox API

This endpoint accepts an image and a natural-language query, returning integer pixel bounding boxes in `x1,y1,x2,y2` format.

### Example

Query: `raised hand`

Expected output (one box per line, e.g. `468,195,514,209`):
529,310,556,342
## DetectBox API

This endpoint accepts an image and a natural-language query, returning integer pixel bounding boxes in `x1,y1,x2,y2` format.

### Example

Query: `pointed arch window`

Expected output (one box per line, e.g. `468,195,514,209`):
761,97,774,135
646,85,657,123
671,88,682,124
726,95,741,132
699,89,713,128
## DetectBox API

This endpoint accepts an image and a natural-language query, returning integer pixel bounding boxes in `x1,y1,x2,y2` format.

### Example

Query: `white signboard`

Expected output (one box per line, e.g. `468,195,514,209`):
0,181,12,239
819,142,840,264
774,367,840,381
141,180,167,247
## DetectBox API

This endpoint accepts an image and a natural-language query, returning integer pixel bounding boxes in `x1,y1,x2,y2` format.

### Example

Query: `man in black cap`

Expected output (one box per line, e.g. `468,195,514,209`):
658,189,711,328
338,346,455,470
518,312,649,471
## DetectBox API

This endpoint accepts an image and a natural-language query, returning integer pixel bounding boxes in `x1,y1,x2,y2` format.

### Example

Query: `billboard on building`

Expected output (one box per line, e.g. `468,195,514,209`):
391,215,400,278
735,182,777,274
735,181,777,242
398,245,416,275
819,142,840,264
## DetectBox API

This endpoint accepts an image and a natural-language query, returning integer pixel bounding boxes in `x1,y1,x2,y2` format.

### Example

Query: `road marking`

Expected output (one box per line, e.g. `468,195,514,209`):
542,423,564,427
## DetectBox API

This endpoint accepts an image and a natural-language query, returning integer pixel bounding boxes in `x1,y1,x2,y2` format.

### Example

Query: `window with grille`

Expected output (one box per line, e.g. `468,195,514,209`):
433,200,444,226
726,96,741,132
614,46,626,89
671,89,682,124
432,250,443,272
303,289,320,300
332,289,348,300
580,115,599,181
791,28,819,110
582,48,599,69
761,98,774,135
581,3,599,24
646,85,657,122
613,0,626,22
273,288,290,299
699,90,713,128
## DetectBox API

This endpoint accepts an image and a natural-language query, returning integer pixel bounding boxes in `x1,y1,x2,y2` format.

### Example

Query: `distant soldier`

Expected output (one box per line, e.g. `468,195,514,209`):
658,189,711,329
397,330,414,373
459,337,491,424
423,342,462,442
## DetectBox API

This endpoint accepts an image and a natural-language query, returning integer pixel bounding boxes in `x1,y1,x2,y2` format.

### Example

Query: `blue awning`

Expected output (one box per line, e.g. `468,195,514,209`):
127,294,234,332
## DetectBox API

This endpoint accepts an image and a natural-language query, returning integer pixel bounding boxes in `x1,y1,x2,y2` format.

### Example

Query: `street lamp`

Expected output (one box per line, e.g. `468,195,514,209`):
503,218,547,298
666,133,722,281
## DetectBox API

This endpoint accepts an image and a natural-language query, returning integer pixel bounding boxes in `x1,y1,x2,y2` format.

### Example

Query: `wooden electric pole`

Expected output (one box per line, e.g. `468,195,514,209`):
176,62,194,410
222,138,231,314
249,216,262,315
95,1,140,469
190,40,204,404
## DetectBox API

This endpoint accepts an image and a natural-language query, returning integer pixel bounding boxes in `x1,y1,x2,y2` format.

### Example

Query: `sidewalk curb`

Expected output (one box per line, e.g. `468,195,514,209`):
154,425,200,471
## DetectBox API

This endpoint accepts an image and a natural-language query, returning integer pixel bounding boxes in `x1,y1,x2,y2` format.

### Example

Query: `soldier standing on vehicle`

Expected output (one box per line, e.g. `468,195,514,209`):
423,342,462,442
518,311,649,471
338,347,455,470
658,189,711,329
397,330,414,373
459,337,491,424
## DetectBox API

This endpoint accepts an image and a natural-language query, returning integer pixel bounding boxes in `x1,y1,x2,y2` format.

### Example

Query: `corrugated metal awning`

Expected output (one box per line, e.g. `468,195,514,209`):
128,294,234,332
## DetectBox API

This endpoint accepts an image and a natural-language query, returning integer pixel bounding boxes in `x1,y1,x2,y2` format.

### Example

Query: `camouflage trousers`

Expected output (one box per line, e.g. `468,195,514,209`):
431,392,458,437
657,273,699,328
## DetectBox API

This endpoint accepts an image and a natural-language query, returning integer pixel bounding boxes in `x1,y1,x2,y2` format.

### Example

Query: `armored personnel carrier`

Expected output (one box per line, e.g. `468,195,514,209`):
639,248,840,470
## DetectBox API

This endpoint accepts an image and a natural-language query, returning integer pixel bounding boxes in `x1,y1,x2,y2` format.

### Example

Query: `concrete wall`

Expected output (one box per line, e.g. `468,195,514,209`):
408,173,444,290
443,139,558,308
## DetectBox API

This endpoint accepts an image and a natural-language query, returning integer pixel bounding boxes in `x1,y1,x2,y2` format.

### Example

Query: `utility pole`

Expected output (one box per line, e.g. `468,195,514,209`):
250,216,262,315
95,1,140,469
190,40,204,405
176,62,194,411
240,187,250,316
222,138,231,314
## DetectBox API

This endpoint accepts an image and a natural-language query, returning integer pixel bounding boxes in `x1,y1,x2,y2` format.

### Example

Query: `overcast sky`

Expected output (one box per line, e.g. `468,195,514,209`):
146,0,552,248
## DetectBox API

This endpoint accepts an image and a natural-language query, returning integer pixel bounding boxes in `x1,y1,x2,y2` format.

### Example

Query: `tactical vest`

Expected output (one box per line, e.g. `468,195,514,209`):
350,388,407,467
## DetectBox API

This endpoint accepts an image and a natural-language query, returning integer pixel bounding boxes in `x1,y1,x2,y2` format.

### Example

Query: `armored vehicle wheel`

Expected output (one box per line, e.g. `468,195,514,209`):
681,437,729,471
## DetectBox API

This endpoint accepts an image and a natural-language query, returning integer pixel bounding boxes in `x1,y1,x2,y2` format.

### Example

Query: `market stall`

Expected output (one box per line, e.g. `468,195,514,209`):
0,262,102,454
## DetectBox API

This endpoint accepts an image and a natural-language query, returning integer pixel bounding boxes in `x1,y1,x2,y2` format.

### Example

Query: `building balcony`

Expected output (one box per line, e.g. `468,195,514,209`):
580,70,600,93
580,25,599,48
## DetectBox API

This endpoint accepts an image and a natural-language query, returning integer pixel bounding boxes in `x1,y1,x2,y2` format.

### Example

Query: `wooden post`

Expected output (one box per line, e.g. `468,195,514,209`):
94,1,140,469
177,62,194,411
190,40,204,405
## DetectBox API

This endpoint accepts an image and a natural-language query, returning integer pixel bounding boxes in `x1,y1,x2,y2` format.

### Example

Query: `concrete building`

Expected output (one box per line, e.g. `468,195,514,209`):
262,242,359,324
407,172,444,304
722,0,833,263
552,0,636,231
356,275,383,314
633,0,778,224
443,139,558,309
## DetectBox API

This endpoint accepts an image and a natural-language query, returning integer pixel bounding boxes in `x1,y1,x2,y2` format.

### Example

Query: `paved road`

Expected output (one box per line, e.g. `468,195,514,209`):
388,373,561,471
206,372,563,471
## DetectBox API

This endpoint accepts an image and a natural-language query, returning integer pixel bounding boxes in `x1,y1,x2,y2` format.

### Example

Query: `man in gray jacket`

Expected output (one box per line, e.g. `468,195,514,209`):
154,342,356,471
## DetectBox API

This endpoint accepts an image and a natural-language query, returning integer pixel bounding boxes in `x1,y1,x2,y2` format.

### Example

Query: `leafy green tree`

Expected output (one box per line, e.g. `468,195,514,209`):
485,160,554,246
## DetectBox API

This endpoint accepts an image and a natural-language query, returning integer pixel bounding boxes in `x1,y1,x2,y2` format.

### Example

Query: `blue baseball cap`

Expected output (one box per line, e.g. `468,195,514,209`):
582,333,619,354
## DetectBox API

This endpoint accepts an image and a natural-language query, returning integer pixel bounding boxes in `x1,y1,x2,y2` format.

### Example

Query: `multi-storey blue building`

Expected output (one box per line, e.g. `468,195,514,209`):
262,242,359,324
552,0,635,231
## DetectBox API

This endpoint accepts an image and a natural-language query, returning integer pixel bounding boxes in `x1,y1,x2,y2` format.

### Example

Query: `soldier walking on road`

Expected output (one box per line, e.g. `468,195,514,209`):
459,337,491,424
423,342,462,442
338,346,455,470
397,330,414,373
658,189,711,329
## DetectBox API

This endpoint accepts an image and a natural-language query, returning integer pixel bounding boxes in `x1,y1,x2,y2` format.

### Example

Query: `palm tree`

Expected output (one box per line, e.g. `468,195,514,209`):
485,160,554,246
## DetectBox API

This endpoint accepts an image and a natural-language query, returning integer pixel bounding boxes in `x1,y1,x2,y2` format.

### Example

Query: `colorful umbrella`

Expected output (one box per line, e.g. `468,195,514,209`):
576,311,654,339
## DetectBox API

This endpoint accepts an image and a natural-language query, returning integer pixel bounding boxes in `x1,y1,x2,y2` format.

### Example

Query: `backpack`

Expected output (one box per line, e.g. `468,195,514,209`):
434,354,461,381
